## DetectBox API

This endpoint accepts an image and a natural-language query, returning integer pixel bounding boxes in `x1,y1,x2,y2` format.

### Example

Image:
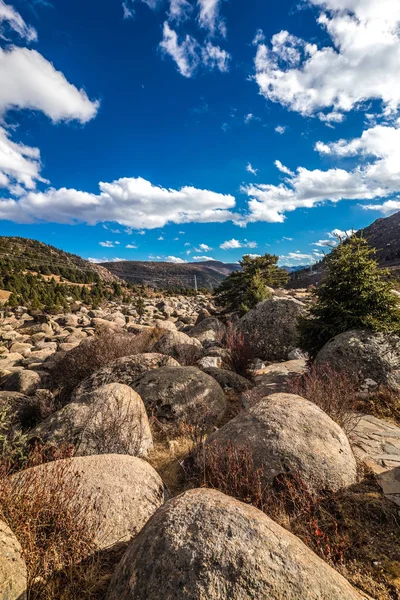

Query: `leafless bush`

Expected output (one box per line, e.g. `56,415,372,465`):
173,343,203,366
16,390,58,430
0,448,100,599
49,328,161,402
78,387,148,456
224,324,258,379
288,365,360,435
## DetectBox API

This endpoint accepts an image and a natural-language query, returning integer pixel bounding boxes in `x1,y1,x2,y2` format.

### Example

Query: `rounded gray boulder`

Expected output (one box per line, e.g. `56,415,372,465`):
10,454,164,551
132,366,226,427
239,296,305,361
315,329,400,390
72,353,179,399
106,488,368,600
0,519,27,600
30,383,153,457
204,393,357,493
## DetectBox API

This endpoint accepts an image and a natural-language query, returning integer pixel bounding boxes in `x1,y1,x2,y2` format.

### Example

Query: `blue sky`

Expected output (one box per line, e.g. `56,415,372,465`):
0,0,399,266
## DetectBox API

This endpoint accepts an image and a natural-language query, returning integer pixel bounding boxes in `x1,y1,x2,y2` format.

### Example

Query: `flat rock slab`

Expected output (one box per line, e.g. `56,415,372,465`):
254,359,307,394
351,414,400,505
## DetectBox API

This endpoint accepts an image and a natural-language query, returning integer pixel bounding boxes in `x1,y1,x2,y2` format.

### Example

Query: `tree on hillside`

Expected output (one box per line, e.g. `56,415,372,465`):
299,235,400,359
214,253,289,314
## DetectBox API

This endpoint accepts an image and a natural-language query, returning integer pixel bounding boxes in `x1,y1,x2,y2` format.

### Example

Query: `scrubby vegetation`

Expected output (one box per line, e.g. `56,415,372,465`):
214,253,288,314
49,328,162,401
299,236,400,358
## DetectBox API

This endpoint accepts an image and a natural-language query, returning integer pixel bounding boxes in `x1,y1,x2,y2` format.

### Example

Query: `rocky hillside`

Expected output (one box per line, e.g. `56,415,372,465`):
101,259,241,290
289,210,400,288
0,237,117,284
1,289,399,598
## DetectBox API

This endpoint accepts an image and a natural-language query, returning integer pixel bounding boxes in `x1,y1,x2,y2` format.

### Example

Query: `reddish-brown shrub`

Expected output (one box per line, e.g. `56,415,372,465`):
0,450,100,599
49,328,161,402
288,365,360,435
224,324,257,379
173,344,203,366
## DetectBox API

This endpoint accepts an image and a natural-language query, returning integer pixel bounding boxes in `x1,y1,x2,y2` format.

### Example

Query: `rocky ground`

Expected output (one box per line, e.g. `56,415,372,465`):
0,290,400,600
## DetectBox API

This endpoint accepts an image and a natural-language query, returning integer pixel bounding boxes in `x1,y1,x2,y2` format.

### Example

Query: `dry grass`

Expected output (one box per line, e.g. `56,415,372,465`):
0,450,98,599
361,386,400,424
187,440,400,599
288,365,361,435
49,328,162,402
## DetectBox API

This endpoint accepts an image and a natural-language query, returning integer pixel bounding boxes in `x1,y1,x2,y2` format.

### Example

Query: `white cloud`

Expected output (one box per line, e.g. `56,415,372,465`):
99,241,115,248
312,239,336,247
220,238,257,250
252,29,265,46
0,47,99,123
195,243,212,252
246,162,258,175
193,255,216,260
254,0,400,120
0,126,47,192
0,0,37,41
126,243,137,248
168,0,193,22
158,235,164,240
363,199,400,215
88,256,124,263
160,22,229,77
329,228,354,238
280,251,317,265
244,113,260,124
282,236,293,241
312,228,354,247
166,256,187,263
160,23,199,77
201,42,229,72
197,0,224,37
244,253,261,259
275,125,286,134
240,121,400,223
274,160,294,176
0,175,238,227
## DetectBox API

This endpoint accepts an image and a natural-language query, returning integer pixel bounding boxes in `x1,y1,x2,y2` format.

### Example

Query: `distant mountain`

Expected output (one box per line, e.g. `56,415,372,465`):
100,259,241,290
0,237,117,283
288,210,400,288
281,265,308,273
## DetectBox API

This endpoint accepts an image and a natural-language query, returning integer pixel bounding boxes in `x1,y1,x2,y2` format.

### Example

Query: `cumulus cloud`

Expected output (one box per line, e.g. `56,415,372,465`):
193,255,216,260
220,238,257,250
363,199,400,215
275,125,286,134
99,241,115,248
274,160,294,176
126,243,137,248
0,175,238,228
240,121,400,223
195,243,212,251
254,0,400,120
280,251,317,265
246,162,258,175
160,22,230,77
0,126,47,193
166,256,187,263
88,256,124,263
0,47,99,123
0,0,37,41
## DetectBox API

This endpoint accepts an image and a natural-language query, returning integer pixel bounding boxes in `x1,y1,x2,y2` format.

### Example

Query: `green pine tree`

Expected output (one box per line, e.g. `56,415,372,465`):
299,235,400,359
214,253,288,315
